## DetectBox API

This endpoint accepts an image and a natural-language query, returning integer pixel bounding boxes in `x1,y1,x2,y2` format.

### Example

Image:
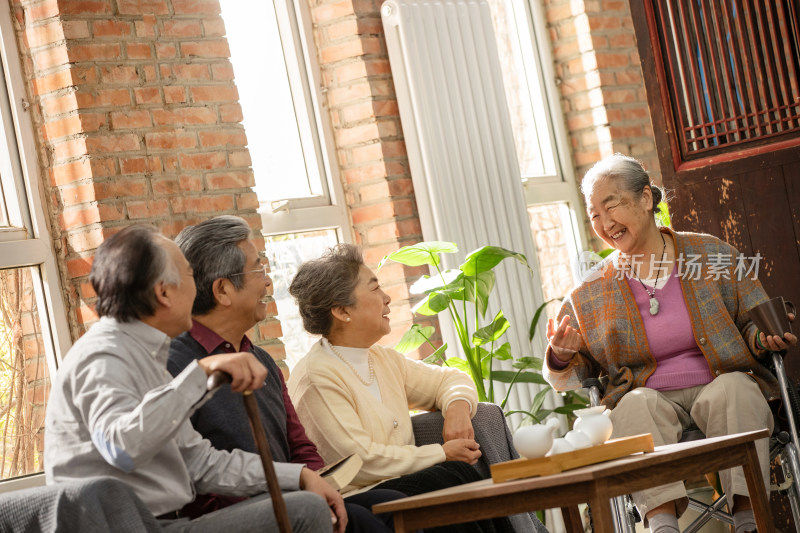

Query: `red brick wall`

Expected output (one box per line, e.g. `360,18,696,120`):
309,0,428,347
9,0,279,345
543,0,660,185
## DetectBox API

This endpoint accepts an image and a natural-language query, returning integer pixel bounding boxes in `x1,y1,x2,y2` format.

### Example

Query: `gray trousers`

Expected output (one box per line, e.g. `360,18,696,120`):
608,372,772,522
159,491,332,532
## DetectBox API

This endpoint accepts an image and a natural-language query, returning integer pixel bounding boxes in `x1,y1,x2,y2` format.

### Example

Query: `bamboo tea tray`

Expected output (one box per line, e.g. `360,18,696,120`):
491,433,654,483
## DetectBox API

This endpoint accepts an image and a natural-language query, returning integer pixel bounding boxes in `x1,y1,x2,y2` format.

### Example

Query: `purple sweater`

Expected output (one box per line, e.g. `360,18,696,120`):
626,268,713,391
550,267,713,391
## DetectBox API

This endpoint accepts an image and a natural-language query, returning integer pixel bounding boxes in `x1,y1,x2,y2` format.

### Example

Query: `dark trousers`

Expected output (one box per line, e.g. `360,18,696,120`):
374,461,514,533
344,488,407,533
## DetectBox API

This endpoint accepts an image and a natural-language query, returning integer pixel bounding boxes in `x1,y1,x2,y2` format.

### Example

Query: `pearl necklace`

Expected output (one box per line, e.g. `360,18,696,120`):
329,343,375,386
631,232,667,316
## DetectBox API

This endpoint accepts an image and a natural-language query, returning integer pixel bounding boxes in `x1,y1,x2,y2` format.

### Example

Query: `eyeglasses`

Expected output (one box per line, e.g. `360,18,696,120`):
229,265,269,279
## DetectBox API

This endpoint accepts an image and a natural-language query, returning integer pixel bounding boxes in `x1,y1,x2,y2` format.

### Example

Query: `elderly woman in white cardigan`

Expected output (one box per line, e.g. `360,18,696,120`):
287,244,517,533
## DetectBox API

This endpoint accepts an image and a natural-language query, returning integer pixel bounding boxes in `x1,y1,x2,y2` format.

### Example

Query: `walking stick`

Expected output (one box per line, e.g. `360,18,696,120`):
208,371,293,533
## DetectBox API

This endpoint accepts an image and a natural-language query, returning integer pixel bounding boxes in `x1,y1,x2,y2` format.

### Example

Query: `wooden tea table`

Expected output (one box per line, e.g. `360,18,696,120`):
373,429,773,533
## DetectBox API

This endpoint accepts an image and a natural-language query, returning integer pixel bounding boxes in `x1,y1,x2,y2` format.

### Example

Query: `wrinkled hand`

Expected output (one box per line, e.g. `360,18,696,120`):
442,438,481,465
300,467,347,533
443,400,474,441
760,313,798,352
197,352,267,393
546,316,585,363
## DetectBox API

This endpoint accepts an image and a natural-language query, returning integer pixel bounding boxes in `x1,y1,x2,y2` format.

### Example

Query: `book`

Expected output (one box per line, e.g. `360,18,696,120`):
318,454,363,491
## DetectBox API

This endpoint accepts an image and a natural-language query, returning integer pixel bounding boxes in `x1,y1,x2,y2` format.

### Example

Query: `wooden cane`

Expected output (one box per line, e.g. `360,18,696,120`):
208,371,293,533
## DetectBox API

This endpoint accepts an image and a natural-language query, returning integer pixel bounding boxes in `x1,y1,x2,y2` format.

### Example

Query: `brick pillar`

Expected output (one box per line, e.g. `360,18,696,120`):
310,0,431,347
544,0,661,183
10,0,275,344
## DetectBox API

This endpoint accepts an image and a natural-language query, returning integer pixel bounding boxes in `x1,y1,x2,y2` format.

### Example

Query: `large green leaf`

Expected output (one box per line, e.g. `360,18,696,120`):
422,343,448,364
462,270,495,317
597,248,615,259
460,246,528,276
529,298,561,342
444,356,470,373
491,370,548,384
411,292,451,316
472,310,510,346
512,356,543,371
393,324,435,354
378,241,458,269
529,387,551,416
409,269,462,294
428,271,494,316
490,342,512,361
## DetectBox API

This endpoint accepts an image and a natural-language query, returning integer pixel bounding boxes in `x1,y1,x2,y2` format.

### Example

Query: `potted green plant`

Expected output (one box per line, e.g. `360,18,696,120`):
380,241,586,422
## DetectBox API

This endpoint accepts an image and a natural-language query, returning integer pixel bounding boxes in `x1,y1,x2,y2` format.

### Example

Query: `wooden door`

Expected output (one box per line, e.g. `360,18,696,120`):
630,0,800,354
629,0,800,526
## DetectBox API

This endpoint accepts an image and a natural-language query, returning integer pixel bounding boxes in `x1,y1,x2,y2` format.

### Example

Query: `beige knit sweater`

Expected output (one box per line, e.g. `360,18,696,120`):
288,340,478,491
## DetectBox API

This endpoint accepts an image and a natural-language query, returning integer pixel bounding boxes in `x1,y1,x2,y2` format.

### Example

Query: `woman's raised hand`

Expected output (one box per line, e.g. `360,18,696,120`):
547,315,585,363
442,439,481,465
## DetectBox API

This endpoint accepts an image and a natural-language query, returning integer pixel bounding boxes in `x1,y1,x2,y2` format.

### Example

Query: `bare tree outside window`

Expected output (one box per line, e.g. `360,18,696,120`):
0,267,47,479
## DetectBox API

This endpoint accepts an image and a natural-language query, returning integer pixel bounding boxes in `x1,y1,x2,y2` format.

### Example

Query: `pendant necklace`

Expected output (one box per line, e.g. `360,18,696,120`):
632,232,667,316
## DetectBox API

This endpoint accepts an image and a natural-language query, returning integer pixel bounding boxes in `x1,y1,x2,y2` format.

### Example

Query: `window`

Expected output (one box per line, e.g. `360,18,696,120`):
652,0,800,158
0,12,71,488
487,0,588,306
265,230,338,369
220,0,349,368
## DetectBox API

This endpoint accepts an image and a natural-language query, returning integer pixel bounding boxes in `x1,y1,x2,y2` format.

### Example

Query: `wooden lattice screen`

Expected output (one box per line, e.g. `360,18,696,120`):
653,0,800,158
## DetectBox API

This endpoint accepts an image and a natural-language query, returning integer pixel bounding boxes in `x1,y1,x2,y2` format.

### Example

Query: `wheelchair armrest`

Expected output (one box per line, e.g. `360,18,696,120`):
581,376,608,407
581,377,603,391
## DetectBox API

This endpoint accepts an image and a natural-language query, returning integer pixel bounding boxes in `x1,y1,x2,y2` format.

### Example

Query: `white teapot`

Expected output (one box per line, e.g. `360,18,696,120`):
513,418,560,459
572,406,614,445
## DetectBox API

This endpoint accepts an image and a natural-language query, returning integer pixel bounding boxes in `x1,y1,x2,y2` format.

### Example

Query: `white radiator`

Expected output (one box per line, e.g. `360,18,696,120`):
381,0,551,422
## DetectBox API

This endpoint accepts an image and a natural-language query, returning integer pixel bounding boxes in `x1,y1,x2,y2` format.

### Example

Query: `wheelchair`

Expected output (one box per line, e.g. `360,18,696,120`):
580,350,800,532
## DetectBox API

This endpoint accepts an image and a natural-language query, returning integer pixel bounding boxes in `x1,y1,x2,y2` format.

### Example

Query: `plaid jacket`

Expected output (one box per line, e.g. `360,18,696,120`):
544,228,778,408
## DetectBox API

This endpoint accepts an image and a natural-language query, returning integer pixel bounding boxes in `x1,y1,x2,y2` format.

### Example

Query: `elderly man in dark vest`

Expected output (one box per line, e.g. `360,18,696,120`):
167,215,403,533
45,224,346,532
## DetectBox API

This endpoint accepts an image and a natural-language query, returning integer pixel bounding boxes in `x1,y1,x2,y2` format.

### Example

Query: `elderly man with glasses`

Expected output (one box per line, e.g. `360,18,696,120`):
168,216,403,533
45,224,343,532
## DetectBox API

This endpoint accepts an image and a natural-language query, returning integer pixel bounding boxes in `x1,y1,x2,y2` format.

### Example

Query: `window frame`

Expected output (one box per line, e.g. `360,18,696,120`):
0,7,72,491
510,0,589,277
257,0,352,239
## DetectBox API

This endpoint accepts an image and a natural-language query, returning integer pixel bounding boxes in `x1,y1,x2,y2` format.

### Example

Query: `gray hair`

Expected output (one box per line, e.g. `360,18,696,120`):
289,244,364,336
581,153,666,217
91,225,179,322
175,216,252,315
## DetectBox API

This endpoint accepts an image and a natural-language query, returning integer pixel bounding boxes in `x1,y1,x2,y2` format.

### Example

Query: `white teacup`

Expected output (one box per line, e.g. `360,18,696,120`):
546,437,575,456
564,429,593,450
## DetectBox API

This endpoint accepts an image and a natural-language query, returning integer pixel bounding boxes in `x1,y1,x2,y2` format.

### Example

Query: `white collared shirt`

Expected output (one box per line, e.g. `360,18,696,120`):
44,317,303,515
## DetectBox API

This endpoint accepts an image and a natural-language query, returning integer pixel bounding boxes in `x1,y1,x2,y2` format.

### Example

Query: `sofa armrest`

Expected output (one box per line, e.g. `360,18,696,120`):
412,402,520,475
0,476,161,533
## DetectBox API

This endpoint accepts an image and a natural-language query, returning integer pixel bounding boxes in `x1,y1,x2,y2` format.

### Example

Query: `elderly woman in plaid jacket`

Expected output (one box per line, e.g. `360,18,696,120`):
543,153,796,533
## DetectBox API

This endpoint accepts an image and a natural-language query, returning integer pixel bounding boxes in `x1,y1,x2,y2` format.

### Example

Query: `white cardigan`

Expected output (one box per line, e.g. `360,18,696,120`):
288,340,478,491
